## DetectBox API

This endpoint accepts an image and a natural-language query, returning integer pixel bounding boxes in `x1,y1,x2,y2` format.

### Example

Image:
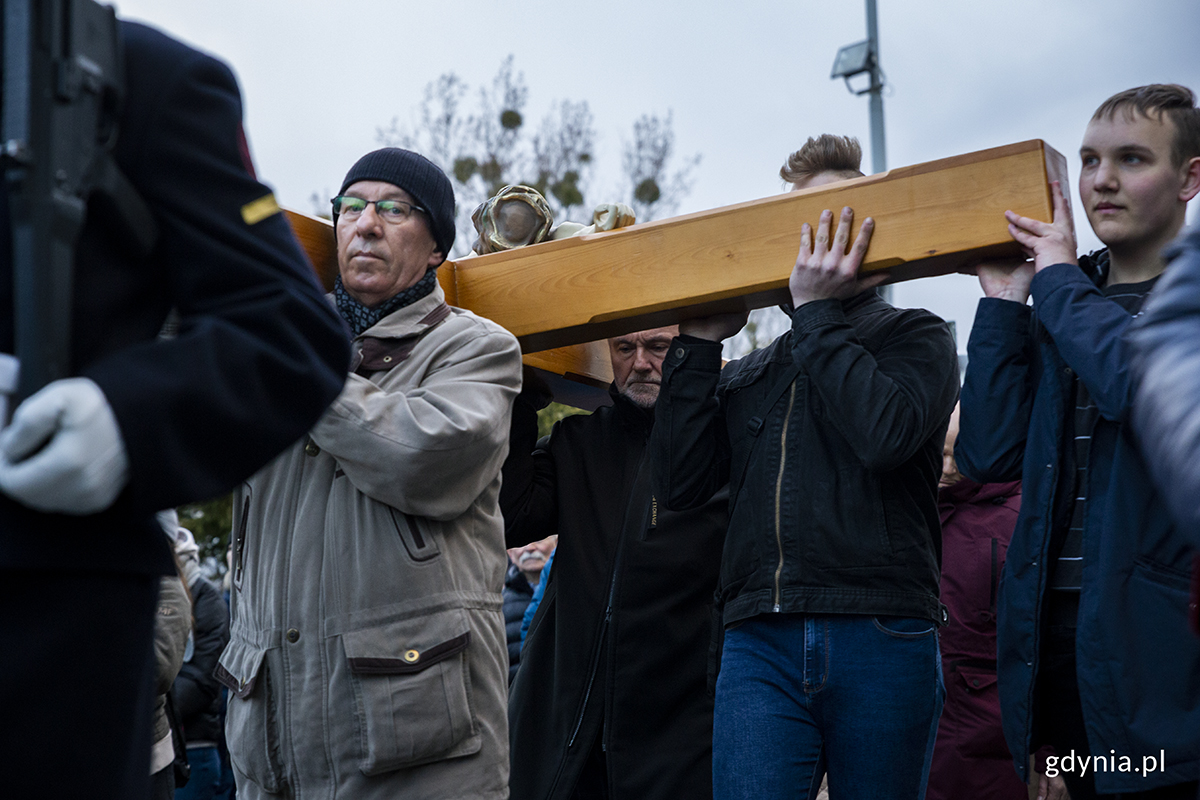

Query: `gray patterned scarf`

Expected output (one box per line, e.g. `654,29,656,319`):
334,268,438,336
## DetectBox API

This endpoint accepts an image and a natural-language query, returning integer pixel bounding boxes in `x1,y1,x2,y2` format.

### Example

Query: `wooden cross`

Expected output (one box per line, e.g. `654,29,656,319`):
287,139,1065,404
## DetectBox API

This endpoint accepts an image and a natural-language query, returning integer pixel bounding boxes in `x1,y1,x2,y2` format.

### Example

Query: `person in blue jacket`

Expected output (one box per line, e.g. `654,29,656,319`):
956,84,1200,800
0,20,349,800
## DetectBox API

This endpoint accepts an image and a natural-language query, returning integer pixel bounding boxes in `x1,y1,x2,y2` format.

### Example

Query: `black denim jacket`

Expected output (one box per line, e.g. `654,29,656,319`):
652,290,959,627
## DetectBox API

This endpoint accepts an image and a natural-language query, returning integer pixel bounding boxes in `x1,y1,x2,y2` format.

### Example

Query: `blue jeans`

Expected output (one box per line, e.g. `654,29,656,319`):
175,746,221,800
713,614,944,800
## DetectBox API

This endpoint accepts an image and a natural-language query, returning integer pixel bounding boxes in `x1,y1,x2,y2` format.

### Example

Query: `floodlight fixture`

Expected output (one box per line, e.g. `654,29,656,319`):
829,0,886,176
831,40,872,80
829,0,889,295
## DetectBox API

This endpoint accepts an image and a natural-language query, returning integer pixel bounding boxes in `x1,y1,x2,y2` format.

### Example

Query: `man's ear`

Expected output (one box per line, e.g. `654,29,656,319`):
1180,156,1200,203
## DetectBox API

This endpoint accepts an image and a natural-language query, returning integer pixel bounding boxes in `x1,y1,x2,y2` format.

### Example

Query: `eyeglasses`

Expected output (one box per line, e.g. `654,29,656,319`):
331,196,426,223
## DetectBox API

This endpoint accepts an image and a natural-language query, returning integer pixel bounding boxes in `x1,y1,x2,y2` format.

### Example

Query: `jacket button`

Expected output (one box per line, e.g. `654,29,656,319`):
1064,367,1073,377
305,440,320,457
403,649,420,663
674,347,685,359
286,628,300,643
972,678,981,687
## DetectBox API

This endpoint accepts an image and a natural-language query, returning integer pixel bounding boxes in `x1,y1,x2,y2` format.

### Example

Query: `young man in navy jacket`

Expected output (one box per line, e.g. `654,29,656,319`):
956,85,1200,800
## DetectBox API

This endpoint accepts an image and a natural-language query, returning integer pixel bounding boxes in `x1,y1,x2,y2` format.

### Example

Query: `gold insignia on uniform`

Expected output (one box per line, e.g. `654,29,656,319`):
241,193,281,225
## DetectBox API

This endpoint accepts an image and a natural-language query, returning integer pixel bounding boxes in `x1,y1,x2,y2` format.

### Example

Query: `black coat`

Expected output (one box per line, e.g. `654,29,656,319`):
0,21,350,576
502,385,727,800
172,575,230,745
653,291,959,627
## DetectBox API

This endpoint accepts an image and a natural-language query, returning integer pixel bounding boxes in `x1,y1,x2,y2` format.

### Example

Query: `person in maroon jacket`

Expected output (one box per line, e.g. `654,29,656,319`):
928,404,1065,800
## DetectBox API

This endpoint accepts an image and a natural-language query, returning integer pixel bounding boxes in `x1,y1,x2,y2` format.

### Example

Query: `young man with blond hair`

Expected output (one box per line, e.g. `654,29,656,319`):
956,84,1200,800
653,135,959,799
780,134,865,190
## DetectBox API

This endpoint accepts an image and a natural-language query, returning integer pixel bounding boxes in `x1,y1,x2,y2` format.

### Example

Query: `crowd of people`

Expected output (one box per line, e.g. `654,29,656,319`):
1,16,1199,800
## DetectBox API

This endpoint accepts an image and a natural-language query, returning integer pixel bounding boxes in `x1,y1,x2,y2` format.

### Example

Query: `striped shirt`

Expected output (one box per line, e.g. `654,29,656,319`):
1046,276,1158,628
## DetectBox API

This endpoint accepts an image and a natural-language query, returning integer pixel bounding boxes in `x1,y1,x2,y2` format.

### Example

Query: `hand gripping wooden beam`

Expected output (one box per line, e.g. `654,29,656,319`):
286,139,1065,394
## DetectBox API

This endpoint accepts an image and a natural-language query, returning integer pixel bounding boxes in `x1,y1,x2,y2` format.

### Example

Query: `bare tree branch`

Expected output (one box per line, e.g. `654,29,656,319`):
374,59,700,256
621,111,701,222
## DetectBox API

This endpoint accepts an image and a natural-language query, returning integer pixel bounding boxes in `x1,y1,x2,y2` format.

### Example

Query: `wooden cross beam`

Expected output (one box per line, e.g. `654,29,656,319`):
286,138,1065,396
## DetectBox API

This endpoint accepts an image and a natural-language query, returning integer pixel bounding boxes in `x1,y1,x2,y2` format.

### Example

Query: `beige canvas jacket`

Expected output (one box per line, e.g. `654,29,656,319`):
218,283,521,799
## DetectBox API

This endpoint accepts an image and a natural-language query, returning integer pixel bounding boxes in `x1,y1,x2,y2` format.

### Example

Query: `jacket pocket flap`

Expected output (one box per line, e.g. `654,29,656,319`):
343,614,470,675
216,638,268,700
956,666,998,692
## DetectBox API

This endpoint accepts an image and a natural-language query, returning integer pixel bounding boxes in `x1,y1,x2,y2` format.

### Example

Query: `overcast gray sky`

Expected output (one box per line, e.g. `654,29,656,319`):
114,0,1200,352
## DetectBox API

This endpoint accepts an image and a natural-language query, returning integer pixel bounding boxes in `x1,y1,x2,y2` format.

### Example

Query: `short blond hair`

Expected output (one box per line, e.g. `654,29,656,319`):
780,135,864,184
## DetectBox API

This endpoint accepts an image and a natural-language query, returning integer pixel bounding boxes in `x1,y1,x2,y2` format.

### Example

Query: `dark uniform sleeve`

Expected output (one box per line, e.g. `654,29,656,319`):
80,23,349,513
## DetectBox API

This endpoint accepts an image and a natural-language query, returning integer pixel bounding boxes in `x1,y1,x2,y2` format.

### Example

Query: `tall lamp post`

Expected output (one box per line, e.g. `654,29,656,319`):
831,0,888,298
831,0,886,175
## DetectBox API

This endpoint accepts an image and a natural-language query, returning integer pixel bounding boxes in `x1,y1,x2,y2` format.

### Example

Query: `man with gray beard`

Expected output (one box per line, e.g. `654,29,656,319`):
501,326,728,800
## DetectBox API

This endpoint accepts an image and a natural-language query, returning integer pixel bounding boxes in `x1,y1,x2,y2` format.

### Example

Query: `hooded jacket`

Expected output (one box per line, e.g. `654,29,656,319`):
217,282,522,800
926,478,1025,800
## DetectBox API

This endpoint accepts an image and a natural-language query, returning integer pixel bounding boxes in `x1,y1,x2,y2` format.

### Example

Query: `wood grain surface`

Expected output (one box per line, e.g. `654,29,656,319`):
285,139,1065,394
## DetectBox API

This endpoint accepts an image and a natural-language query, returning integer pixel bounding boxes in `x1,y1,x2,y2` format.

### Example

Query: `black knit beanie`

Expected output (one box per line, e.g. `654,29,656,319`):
337,148,456,259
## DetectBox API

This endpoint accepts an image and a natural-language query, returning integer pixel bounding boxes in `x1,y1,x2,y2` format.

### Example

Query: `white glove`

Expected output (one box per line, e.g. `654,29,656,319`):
0,377,129,514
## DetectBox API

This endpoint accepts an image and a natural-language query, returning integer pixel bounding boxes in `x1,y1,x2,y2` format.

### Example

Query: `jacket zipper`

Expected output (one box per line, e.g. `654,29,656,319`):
567,463,641,750
773,382,797,612
594,448,651,755
600,447,653,752
567,609,609,748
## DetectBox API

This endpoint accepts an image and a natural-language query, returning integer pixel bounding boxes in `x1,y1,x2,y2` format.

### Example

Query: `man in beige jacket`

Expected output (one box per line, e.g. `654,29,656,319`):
218,148,522,800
